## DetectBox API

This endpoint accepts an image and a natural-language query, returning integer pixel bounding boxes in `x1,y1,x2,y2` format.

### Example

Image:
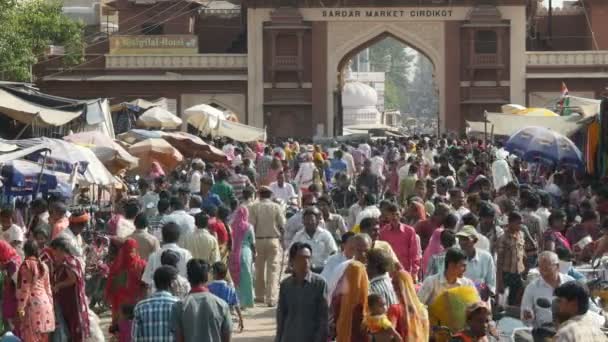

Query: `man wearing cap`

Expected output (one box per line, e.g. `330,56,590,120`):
61,210,89,267
456,226,496,297
451,302,493,342
248,185,286,307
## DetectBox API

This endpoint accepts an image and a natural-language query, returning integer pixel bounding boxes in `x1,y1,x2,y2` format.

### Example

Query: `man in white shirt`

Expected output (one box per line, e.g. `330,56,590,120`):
355,193,381,226
269,171,296,203
161,196,196,236
320,232,355,281
59,211,89,270
0,208,24,251
369,151,386,181
116,200,139,239
290,207,337,273
521,251,575,328
418,248,476,305
138,179,159,219
142,222,192,287
189,159,205,194
340,145,356,179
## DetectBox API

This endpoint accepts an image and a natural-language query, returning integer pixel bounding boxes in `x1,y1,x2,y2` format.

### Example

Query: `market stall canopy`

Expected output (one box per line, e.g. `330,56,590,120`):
63,131,138,171
72,145,118,186
501,104,526,114
117,129,164,145
136,107,182,129
0,141,18,153
0,88,82,126
162,132,227,163
568,96,601,117
0,137,90,174
215,120,266,142
0,145,51,164
184,104,226,133
128,138,183,172
505,126,583,169
466,112,594,137
2,160,60,196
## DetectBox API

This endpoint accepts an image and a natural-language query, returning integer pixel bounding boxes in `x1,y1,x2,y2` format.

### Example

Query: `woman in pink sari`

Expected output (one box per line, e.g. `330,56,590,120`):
148,161,165,180
0,240,21,334
17,241,55,342
228,207,255,308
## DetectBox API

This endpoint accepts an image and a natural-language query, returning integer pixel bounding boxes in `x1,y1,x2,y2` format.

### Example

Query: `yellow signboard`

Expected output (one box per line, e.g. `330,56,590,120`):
109,35,198,55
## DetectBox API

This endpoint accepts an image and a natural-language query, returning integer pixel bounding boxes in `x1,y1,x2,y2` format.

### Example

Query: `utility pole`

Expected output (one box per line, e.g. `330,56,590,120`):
548,0,553,48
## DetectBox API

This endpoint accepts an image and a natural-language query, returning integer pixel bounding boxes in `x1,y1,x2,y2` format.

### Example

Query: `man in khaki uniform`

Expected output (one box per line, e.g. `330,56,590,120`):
249,185,286,306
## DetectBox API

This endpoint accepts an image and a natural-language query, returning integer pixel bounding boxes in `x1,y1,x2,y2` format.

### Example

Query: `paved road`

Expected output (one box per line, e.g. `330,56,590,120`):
99,304,277,341
234,305,276,342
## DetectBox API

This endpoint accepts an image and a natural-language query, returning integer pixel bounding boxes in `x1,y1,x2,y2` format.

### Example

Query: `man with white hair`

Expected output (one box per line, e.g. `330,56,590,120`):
521,251,573,328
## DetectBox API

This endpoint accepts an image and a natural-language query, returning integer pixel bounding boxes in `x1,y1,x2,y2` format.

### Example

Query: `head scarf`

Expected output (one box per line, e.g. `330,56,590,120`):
335,261,369,342
69,211,90,224
107,239,144,277
149,161,165,179
105,239,146,319
0,240,19,265
421,228,445,277
411,201,427,223
229,206,251,285
391,270,429,341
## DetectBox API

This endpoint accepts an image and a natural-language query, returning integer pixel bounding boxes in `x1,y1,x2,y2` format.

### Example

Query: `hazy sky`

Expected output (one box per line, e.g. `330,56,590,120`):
544,0,565,7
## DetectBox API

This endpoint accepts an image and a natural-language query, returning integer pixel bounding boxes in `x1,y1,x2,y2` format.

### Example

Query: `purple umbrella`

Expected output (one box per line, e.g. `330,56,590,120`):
505,126,583,169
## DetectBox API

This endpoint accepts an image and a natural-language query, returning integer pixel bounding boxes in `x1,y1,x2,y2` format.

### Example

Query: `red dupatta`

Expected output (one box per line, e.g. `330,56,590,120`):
105,239,147,309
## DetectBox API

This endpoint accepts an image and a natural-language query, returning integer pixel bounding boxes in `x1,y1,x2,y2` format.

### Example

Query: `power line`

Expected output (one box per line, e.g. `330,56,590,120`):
38,0,196,66
38,3,206,79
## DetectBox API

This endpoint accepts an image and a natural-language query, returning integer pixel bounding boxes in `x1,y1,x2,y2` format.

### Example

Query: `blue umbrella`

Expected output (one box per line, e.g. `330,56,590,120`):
505,126,583,169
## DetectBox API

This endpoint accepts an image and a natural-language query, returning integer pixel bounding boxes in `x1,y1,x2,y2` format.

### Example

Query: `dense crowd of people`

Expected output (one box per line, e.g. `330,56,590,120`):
1,135,608,341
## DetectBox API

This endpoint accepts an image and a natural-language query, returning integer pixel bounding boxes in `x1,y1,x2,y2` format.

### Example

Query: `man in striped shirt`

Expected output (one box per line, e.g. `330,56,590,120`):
228,165,253,202
132,266,179,341
366,248,399,306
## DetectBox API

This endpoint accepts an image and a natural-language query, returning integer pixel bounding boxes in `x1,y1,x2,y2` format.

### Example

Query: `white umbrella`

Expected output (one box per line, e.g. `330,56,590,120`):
137,107,182,129
184,104,226,133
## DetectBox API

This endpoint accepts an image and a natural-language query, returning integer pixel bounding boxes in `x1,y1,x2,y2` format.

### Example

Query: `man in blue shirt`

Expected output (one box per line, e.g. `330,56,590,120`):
132,266,179,341
200,176,223,212
329,150,348,181
456,226,496,300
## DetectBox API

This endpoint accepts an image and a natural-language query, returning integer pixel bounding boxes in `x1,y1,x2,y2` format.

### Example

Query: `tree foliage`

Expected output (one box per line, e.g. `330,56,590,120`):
407,56,438,119
368,37,415,113
0,0,85,82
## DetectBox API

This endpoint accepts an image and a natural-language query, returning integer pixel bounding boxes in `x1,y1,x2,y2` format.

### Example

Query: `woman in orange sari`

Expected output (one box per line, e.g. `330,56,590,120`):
104,239,146,325
331,260,369,342
391,270,429,341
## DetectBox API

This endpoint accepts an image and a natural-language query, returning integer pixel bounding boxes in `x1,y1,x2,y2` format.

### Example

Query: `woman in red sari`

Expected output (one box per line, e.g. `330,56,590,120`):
104,239,146,324
49,238,89,342
0,240,21,334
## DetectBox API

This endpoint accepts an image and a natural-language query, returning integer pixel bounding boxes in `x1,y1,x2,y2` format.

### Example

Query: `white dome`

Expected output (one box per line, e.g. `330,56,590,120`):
342,81,378,109
342,79,381,126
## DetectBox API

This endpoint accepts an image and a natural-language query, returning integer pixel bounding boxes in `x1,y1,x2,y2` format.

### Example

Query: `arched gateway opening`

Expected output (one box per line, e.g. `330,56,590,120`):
325,22,446,136
336,33,439,135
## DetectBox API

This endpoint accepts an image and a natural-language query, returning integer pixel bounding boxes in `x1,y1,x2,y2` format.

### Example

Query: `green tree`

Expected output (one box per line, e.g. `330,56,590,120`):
0,0,85,82
368,37,415,113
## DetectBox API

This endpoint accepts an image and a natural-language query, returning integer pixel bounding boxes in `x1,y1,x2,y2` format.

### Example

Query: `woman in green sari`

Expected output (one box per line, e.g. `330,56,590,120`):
228,206,256,308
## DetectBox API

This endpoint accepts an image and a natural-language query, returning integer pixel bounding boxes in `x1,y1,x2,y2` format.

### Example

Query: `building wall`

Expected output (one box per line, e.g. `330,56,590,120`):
196,15,244,53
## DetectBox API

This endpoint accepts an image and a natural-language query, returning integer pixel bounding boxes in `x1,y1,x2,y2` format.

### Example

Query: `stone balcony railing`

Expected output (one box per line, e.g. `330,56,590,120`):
526,51,608,67
105,54,247,69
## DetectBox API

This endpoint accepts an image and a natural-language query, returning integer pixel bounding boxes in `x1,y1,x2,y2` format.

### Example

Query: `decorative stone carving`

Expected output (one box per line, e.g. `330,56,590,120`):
526,51,608,66
106,54,248,69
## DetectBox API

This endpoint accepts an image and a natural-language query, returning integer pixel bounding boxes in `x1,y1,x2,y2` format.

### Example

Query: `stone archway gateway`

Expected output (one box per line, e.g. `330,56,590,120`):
245,1,527,138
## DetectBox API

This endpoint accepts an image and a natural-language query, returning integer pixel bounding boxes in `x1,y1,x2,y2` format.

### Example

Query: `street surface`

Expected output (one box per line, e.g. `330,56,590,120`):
99,303,276,341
